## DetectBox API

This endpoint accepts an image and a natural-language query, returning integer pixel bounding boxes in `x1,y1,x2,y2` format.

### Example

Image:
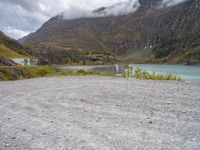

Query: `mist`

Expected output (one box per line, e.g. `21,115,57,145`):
0,0,190,39
62,0,189,20
62,6,93,20
161,0,188,7
62,0,140,20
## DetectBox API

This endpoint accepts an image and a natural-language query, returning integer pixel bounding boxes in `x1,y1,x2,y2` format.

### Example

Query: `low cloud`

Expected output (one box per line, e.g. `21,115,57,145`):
62,0,189,20
61,6,93,20
62,0,140,20
0,0,190,39
161,0,188,7
0,0,122,39
94,0,140,16
4,27,29,39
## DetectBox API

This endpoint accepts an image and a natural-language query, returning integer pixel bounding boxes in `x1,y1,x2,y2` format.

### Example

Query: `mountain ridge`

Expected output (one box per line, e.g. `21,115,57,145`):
0,31,32,66
20,0,200,65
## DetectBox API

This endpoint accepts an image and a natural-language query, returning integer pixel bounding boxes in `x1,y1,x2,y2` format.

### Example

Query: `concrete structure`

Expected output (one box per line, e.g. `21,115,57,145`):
53,64,125,73
10,57,38,66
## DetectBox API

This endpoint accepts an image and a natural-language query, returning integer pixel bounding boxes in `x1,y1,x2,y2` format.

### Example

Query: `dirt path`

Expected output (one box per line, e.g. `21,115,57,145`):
0,77,200,150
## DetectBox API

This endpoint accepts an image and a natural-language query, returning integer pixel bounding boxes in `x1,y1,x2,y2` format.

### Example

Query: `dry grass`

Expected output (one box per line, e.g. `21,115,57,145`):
124,67,181,81
0,44,26,58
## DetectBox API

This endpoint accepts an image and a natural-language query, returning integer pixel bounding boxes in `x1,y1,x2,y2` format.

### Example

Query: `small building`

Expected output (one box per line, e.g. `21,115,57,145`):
30,58,39,65
10,57,39,66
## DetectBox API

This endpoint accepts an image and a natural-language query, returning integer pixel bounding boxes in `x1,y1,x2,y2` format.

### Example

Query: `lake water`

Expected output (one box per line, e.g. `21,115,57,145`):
130,64,200,83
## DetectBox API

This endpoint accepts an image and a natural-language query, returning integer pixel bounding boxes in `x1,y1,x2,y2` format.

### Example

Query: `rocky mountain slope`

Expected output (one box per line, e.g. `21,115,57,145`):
20,0,200,65
0,31,29,66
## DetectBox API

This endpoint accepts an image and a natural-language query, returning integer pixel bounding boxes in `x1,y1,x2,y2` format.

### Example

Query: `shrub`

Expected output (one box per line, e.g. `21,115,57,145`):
70,70,98,76
124,67,181,81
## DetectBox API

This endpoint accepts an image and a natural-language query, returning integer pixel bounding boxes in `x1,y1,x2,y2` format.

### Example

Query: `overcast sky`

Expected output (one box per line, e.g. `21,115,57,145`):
0,0,123,39
0,0,187,40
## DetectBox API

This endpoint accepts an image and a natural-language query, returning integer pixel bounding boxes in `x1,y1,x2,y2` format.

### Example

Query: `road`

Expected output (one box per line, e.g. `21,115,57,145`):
0,77,200,150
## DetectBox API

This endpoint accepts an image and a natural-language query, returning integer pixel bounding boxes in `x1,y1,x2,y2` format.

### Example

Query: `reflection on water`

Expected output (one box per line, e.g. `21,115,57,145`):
130,64,200,83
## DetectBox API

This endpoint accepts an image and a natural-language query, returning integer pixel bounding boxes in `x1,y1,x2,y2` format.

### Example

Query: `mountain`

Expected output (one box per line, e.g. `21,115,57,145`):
0,31,30,66
93,0,140,16
0,31,24,52
20,0,200,65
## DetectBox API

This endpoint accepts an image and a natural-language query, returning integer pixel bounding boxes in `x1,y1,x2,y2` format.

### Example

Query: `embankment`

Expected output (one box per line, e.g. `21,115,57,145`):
0,66,54,81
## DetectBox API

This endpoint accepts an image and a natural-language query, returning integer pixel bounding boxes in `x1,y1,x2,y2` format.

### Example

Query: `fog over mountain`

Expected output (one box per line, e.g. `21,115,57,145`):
162,0,189,7
0,0,122,39
19,0,199,65
61,0,140,19
0,0,192,39
61,0,188,20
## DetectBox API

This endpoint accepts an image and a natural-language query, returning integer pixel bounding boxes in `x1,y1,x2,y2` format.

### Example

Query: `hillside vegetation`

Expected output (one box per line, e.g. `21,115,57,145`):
124,67,181,81
0,31,34,66
0,44,26,58
0,66,54,81
0,31,24,52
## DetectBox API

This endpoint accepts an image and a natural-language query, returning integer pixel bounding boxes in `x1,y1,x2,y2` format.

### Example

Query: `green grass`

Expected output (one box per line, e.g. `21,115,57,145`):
0,67,114,81
124,67,181,81
0,66,54,81
0,44,27,58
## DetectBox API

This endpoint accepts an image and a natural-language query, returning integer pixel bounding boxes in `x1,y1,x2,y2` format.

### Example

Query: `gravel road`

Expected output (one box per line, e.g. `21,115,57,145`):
0,77,200,150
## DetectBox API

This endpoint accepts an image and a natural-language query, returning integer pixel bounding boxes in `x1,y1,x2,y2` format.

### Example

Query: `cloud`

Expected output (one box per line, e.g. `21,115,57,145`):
62,0,140,20
161,0,188,7
0,0,190,39
3,27,29,39
61,6,93,20
93,0,140,17
0,0,123,39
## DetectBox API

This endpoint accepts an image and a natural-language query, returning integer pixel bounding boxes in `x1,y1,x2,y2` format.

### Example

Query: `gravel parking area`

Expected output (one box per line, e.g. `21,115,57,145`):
0,77,200,150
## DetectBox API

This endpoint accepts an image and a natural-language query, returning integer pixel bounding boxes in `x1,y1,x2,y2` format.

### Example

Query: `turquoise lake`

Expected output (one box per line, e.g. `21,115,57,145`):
130,64,200,83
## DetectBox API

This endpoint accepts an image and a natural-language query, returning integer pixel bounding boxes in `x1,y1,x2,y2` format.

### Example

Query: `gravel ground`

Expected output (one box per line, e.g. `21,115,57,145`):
0,76,200,150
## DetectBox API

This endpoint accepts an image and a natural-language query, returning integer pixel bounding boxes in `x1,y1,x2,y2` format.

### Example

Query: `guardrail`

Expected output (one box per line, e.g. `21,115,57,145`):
52,64,126,74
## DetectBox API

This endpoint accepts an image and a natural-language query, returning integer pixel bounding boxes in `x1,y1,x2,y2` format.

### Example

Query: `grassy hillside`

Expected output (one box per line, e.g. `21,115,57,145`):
0,31,36,66
0,31,32,59
0,66,54,81
0,31,24,52
0,44,26,58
